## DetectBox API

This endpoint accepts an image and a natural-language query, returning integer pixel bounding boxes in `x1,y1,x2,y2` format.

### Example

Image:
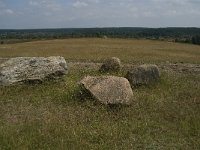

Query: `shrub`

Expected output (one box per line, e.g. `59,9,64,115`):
192,35,200,45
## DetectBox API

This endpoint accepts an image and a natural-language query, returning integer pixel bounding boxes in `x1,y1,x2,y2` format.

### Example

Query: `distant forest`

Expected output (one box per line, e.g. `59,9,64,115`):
0,27,200,45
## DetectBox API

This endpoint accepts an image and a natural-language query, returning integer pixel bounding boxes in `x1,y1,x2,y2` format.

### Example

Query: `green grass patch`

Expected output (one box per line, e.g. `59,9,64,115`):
0,69,199,149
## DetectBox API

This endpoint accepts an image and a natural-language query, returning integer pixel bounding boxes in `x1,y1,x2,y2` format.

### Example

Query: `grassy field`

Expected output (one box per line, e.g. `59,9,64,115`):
0,38,200,149
0,38,200,63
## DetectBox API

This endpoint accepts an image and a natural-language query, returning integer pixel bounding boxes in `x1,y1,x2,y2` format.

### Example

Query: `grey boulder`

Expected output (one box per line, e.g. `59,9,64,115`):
126,64,160,87
0,56,68,86
99,57,121,73
80,76,133,105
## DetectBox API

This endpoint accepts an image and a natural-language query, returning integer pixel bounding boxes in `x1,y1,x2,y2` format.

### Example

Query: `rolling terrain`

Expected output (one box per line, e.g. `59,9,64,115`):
0,38,200,149
0,38,200,63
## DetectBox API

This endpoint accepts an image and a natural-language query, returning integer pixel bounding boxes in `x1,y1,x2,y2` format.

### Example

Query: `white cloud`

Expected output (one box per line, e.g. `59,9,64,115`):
73,1,88,8
0,9,14,15
72,0,100,8
29,1,39,6
0,1,14,16
0,0,200,28
5,9,14,14
87,0,99,3
29,0,62,11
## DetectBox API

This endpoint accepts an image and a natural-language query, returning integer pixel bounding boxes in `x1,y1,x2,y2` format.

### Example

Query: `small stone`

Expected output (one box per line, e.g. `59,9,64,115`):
99,57,121,73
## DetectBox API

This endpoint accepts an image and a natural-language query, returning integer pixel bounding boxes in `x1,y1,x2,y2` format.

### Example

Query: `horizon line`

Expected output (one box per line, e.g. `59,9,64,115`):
0,27,200,30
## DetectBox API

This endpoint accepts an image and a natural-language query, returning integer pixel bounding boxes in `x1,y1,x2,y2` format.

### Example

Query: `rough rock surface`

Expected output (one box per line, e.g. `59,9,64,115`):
126,64,160,87
99,57,121,72
80,76,133,105
0,56,68,86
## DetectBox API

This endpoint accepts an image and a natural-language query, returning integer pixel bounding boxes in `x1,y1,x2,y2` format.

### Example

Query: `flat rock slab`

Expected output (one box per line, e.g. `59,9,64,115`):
80,76,133,105
0,56,68,86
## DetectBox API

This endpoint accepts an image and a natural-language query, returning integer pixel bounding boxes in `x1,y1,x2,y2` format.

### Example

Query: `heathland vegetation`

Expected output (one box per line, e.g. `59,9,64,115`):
0,38,200,149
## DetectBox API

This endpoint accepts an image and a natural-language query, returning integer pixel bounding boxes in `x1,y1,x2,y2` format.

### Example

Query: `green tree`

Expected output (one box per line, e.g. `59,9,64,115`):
192,35,200,45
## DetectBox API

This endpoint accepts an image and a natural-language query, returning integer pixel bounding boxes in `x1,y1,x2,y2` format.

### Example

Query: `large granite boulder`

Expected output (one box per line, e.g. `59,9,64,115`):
80,76,133,105
99,57,121,73
0,56,68,86
126,64,160,87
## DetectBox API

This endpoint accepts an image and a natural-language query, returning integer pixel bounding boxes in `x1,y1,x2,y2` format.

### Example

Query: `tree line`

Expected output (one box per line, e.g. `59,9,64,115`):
0,27,200,45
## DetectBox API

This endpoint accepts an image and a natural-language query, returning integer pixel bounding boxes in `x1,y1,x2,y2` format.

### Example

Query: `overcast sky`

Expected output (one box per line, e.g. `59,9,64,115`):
0,0,200,29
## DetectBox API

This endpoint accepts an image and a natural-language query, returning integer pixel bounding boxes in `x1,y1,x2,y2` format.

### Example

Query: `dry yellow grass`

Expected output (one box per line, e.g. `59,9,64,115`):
0,38,200,149
0,38,200,63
